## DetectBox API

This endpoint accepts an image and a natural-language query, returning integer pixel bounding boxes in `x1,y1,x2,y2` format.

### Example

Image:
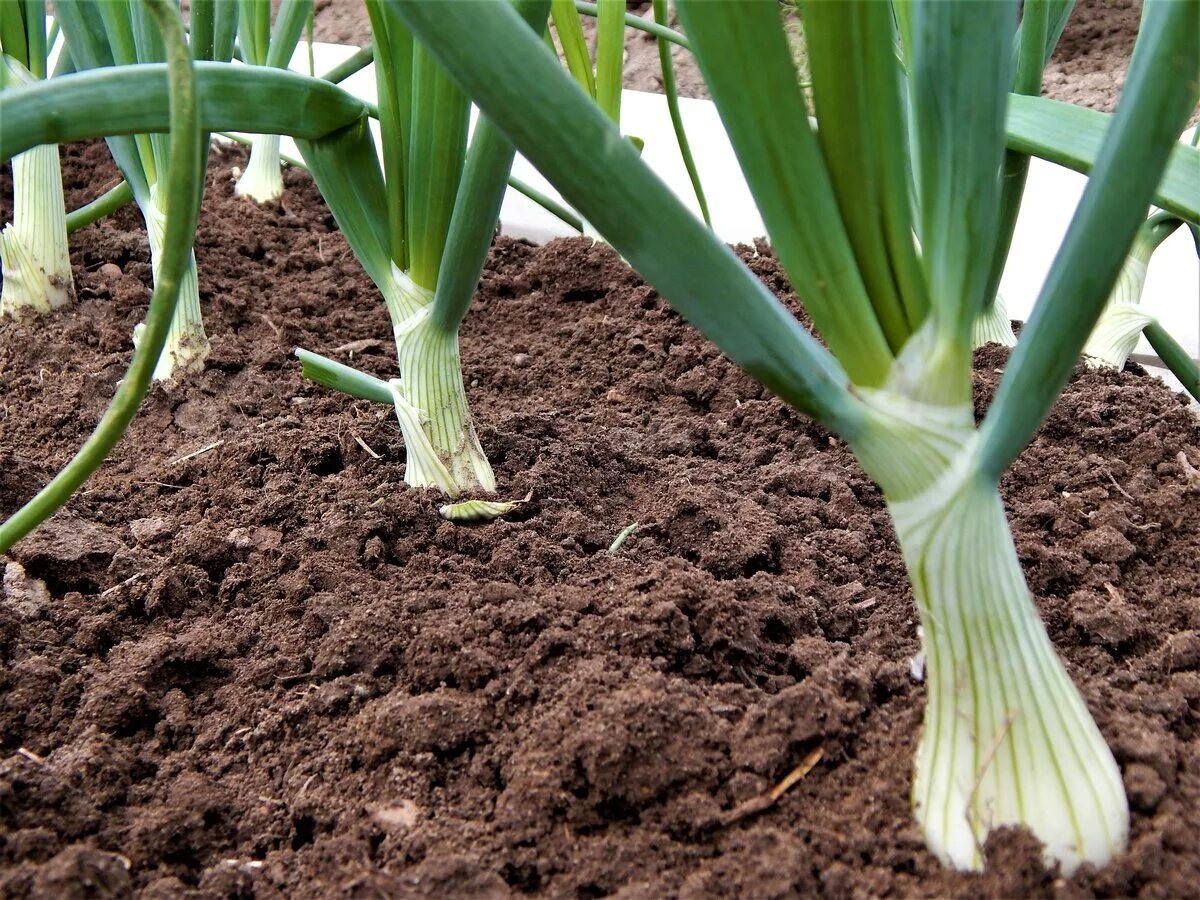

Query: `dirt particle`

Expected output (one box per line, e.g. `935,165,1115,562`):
130,517,172,546
1080,524,1137,562
226,526,283,552
369,800,421,831
1125,762,1169,813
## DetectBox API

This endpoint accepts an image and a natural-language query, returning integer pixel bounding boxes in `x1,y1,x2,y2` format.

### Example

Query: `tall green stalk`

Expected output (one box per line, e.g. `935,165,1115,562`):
650,0,709,226
0,0,200,553
298,0,551,499
0,1,74,317
234,0,313,202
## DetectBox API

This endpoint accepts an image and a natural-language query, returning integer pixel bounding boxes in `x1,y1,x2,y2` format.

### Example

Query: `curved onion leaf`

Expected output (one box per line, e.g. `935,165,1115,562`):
1007,93,1200,224
0,62,368,161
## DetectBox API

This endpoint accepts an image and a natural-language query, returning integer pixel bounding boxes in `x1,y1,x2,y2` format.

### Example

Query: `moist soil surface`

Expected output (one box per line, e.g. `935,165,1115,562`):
2,145,1199,899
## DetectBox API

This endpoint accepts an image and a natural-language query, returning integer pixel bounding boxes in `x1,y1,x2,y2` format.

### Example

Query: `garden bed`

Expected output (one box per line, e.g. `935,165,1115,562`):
1,144,1198,898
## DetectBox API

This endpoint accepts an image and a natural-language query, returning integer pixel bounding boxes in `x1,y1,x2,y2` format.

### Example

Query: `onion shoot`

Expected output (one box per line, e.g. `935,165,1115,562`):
233,0,312,203
0,5,74,317
390,0,1199,873
55,0,237,381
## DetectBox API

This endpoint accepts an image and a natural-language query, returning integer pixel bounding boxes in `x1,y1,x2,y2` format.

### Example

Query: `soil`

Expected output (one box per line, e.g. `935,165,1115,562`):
1,144,1199,898
312,0,1144,112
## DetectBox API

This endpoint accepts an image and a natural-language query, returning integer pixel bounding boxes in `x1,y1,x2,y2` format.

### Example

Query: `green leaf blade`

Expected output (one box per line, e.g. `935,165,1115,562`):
1006,94,1200,224
594,0,624,123
803,0,927,348
384,0,862,432
980,0,1200,478
909,0,1017,340
675,0,893,387
406,46,470,290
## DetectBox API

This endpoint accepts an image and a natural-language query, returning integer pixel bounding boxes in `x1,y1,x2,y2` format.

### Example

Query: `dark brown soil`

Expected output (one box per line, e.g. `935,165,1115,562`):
1,145,1199,899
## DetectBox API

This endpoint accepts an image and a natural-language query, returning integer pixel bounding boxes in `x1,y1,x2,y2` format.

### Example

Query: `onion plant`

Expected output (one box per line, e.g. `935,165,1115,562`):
388,0,1198,873
296,0,550,500
0,1,73,316
968,0,1077,349
0,0,201,549
1082,212,1182,370
0,11,372,553
233,0,312,203
1081,127,1200,400
54,0,236,381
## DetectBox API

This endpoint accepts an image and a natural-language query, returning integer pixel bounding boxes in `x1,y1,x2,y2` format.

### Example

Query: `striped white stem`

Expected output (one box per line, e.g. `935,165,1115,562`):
234,133,285,204
387,270,494,496
139,184,208,381
388,378,458,494
972,292,1017,349
852,387,1128,874
0,144,75,317
1083,255,1153,369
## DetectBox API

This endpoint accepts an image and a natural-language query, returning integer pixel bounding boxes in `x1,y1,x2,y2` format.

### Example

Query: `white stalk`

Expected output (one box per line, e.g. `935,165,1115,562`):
972,292,1017,349
0,143,75,317
136,184,208,381
234,133,285,204
1083,253,1154,369
851,375,1128,874
387,269,495,496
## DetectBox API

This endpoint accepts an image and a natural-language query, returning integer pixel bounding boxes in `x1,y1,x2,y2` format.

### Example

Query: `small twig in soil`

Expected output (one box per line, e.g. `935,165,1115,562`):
15,747,44,764
352,432,382,460
277,671,320,686
608,522,640,553
100,571,146,598
260,314,282,338
1099,465,1135,501
330,338,384,355
721,746,824,826
169,440,225,466
297,773,318,797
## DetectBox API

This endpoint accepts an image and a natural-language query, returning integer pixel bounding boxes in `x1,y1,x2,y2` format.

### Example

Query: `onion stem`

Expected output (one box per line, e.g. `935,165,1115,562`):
0,142,74,316
1083,213,1181,370
137,184,208,381
391,274,495,495
971,292,1017,349
849,374,1127,874
234,132,285,202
